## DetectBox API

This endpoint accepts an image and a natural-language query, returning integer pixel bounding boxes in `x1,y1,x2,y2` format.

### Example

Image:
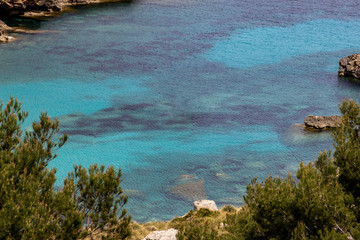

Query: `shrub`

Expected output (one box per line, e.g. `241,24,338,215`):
0,97,131,239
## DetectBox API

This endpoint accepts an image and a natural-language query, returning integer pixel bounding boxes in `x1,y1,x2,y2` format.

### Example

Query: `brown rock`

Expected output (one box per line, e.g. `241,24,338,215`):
304,115,341,129
338,53,360,79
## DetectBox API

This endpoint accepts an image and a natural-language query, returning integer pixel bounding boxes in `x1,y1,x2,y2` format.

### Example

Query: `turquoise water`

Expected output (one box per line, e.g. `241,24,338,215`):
1,0,360,221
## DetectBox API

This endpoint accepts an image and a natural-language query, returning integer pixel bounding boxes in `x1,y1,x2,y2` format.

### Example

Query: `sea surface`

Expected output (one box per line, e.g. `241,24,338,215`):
1,0,360,222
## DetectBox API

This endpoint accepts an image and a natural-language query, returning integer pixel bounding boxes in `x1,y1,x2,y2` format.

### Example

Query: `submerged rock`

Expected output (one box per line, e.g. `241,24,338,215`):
304,115,341,129
193,199,218,211
142,228,178,240
338,53,360,79
123,189,145,200
169,180,206,201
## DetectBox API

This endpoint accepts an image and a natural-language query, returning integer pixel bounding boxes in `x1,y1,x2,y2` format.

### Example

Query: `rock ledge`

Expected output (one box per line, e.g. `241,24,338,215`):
304,115,341,129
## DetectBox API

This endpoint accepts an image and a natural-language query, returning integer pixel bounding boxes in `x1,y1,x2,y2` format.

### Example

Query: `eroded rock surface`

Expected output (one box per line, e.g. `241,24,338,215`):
338,53,360,79
304,115,341,129
193,199,218,211
142,228,178,240
0,20,13,43
0,0,62,16
0,0,122,17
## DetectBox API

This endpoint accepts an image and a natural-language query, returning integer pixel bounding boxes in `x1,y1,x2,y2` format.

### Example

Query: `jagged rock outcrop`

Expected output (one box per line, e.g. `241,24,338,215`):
0,20,13,43
193,200,218,211
0,0,62,16
304,115,341,129
338,53,360,79
0,0,123,16
142,228,178,240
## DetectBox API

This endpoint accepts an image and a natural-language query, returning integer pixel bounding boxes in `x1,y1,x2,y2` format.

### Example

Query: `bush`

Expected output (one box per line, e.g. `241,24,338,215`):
0,97,131,239
222,205,236,213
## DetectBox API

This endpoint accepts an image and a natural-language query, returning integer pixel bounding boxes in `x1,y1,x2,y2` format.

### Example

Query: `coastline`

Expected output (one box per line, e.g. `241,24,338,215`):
0,0,133,43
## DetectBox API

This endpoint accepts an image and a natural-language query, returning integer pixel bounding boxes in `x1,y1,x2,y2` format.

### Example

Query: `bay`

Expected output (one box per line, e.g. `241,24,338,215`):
0,0,360,221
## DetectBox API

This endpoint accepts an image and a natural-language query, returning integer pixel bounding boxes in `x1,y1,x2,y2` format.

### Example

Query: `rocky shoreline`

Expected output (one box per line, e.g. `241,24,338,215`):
301,54,360,131
0,0,127,43
0,20,14,42
0,0,123,17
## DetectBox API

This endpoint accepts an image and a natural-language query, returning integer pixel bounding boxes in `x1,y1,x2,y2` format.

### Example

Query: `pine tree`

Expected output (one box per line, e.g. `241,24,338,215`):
0,97,131,239
333,98,360,220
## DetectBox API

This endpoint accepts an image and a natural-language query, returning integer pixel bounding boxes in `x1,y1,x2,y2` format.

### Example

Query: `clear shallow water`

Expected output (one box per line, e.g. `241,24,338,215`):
1,0,360,221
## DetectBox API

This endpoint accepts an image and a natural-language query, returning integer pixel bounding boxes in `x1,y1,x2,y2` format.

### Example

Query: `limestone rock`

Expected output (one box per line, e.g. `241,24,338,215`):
193,199,218,211
142,228,178,240
0,20,14,43
338,53,360,79
304,115,341,129
0,35,14,43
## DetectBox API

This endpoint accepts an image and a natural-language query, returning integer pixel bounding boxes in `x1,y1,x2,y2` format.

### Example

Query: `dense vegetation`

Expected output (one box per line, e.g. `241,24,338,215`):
0,97,131,239
2,96,360,239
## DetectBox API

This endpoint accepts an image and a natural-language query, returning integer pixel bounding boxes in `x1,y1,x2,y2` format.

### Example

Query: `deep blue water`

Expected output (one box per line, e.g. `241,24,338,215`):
1,0,360,222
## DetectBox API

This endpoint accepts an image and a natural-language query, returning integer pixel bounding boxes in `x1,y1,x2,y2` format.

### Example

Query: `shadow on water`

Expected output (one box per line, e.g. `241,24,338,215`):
337,76,360,89
71,0,142,12
3,17,43,29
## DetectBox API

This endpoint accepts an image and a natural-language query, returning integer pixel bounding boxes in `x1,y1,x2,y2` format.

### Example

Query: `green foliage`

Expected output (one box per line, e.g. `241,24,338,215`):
243,175,297,239
0,97,131,240
171,208,231,240
222,205,237,213
196,208,218,218
65,164,131,240
176,221,220,240
333,98,360,218
225,159,360,239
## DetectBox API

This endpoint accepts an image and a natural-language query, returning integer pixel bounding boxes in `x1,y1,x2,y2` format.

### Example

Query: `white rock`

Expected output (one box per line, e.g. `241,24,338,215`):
142,228,178,240
193,199,218,211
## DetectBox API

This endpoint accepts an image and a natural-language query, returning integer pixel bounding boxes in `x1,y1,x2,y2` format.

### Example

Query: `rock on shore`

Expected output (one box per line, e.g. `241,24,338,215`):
193,199,218,211
0,0,124,17
142,228,178,240
338,53,360,79
0,20,13,43
0,0,62,16
304,115,341,129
